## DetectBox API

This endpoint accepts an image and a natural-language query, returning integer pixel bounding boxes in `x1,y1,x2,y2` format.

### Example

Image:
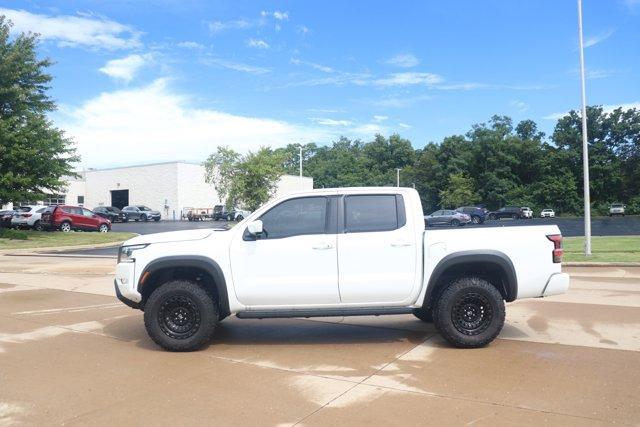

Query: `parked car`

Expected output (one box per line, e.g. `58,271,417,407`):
40,205,111,232
94,206,127,222
540,209,555,218
122,205,161,222
213,205,226,221
609,203,626,217
424,209,471,227
521,207,533,219
226,208,251,221
115,187,569,351
10,205,48,231
488,206,523,220
455,206,486,224
0,210,15,228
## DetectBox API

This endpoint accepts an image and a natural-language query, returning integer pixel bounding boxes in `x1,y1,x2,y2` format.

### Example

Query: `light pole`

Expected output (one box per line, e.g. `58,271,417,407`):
577,0,592,256
396,168,401,187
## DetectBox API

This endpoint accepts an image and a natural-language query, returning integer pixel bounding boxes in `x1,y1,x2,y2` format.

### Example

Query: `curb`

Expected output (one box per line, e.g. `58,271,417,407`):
563,262,640,267
0,240,129,256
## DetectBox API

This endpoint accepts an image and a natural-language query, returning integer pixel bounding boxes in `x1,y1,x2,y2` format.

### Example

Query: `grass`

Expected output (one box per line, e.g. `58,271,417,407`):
0,230,137,250
563,236,640,263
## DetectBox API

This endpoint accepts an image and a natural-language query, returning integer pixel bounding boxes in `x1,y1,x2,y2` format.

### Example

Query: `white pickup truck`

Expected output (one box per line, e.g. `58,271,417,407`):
115,187,569,351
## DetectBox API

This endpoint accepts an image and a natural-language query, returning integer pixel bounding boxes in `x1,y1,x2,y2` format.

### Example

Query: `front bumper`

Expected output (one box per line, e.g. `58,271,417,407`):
115,262,142,307
542,273,570,297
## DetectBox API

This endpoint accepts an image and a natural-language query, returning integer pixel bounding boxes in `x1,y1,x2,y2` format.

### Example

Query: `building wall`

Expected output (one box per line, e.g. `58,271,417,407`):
2,162,314,218
84,162,180,219
176,163,220,219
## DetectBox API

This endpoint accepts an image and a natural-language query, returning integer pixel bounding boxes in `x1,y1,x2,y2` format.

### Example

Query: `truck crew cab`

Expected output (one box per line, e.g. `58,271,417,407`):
115,188,569,351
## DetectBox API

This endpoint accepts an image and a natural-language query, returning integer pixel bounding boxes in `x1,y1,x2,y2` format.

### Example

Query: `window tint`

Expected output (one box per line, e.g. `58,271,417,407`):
259,197,327,239
82,209,94,217
36,208,46,213
345,195,398,233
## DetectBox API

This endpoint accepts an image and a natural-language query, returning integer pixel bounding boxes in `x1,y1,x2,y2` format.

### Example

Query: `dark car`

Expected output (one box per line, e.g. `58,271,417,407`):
213,205,226,221
40,205,111,232
424,210,471,227
122,205,161,222
455,206,487,224
488,206,523,220
0,210,15,228
94,206,127,223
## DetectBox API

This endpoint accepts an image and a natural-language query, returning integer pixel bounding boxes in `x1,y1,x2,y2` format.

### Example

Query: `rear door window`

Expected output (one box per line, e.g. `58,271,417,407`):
344,195,399,233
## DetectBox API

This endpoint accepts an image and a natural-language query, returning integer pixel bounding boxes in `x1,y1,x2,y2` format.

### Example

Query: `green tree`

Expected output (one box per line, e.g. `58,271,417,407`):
0,16,78,205
439,173,478,208
232,148,285,210
203,145,240,209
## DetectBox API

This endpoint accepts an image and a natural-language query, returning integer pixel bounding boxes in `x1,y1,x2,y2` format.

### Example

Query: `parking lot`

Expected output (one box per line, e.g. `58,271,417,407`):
0,254,638,425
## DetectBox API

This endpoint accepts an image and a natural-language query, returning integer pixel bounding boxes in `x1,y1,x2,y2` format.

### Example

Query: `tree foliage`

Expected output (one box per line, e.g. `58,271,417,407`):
206,107,640,216
204,146,285,211
0,16,78,205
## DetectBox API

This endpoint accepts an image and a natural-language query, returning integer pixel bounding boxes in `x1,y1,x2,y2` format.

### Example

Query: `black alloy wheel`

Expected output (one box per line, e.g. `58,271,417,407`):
158,295,201,340
451,292,493,336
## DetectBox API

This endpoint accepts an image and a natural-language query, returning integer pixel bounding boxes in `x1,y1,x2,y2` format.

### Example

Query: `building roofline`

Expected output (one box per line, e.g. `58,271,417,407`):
78,161,201,173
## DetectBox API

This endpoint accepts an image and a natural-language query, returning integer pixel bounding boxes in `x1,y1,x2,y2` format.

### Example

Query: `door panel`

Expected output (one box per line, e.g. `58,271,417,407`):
229,196,340,306
338,195,417,304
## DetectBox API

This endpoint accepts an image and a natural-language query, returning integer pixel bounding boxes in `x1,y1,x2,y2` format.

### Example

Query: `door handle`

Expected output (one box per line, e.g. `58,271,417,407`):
390,241,412,247
312,242,333,250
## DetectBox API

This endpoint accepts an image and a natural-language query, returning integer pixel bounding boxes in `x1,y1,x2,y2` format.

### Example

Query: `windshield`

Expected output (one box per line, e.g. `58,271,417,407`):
107,207,122,213
137,206,152,211
611,204,623,208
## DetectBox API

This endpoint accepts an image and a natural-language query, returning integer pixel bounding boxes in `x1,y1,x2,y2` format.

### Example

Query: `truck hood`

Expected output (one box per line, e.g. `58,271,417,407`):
123,229,214,246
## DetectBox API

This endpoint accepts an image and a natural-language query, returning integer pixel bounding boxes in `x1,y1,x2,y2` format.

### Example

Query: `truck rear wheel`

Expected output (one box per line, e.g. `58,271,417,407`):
433,276,505,348
144,280,218,351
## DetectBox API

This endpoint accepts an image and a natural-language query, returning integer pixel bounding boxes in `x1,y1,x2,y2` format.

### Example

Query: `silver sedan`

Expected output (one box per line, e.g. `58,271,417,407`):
425,209,471,227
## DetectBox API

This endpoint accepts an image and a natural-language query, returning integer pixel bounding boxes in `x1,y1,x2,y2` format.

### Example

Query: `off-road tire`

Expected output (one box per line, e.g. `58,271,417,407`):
433,276,505,348
412,307,433,322
144,280,218,351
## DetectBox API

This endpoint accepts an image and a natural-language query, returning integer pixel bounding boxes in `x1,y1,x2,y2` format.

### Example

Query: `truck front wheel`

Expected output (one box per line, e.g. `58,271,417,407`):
433,276,505,348
144,280,218,351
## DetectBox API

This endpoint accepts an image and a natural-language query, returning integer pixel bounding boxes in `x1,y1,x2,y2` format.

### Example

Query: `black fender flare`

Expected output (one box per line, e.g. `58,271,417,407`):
139,256,230,317
424,250,518,307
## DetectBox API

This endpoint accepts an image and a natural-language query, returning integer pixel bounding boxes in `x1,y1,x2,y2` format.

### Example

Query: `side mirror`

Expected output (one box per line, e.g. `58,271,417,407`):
247,220,263,236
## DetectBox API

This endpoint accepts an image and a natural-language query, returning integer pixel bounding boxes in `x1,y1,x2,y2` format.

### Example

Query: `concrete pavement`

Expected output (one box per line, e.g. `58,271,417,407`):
0,256,639,425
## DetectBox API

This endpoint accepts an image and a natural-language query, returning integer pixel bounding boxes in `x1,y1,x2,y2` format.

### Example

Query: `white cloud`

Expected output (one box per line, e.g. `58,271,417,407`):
310,118,352,126
0,8,140,50
273,11,289,21
201,57,270,74
371,94,433,108
373,115,388,122
57,79,330,168
207,18,251,33
398,123,412,129
297,25,310,35
352,123,386,135
543,102,640,120
584,29,614,48
385,53,419,68
99,53,151,82
373,72,443,86
509,100,529,112
176,41,204,49
290,58,334,73
247,38,269,49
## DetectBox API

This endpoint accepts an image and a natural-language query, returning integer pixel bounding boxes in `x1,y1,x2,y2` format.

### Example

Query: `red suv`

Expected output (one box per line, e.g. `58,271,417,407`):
41,205,111,232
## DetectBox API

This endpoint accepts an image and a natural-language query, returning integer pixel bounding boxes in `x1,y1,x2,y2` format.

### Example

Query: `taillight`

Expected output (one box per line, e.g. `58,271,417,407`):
546,234,563,263
22,213,32,218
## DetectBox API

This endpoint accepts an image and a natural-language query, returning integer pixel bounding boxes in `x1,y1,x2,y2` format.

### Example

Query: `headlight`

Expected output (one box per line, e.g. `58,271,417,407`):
117,244,148,263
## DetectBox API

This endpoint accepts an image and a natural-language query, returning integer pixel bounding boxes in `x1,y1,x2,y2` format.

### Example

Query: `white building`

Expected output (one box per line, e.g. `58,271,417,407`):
3,161,313,219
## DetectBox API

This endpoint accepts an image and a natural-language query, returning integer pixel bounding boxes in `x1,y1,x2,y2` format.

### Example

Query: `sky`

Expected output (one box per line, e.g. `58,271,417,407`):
1,0,639,168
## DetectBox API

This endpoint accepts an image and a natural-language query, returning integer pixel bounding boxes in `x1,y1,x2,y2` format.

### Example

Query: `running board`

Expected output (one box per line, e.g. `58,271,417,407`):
236,307,414,319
